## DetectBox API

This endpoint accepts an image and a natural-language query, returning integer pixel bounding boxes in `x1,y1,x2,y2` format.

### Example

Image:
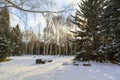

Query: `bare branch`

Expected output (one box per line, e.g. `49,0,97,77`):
5,0,70,13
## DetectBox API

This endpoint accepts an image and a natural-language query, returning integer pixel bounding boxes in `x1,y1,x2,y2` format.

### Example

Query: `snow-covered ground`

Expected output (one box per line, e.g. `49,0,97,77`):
0,55,120,80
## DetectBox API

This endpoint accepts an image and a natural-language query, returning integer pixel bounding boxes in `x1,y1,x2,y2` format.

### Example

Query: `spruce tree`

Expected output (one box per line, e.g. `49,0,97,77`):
0,6,10,38
100,0,120,63
11,24,24,56
0,35,11,60
0,6,11,60
72,0,108,62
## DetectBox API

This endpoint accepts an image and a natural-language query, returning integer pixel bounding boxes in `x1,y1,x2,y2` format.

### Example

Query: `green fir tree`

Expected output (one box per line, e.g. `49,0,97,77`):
72,0,108,62
100,0,120,63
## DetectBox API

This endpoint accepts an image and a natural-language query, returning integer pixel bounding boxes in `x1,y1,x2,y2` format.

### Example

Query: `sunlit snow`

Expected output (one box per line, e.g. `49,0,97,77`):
0,55,120,80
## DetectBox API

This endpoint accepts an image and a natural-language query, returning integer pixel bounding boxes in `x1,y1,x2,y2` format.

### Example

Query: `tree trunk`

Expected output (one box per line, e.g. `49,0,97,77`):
55,44,58,55
43,44,46,55
46,43,49,55
58,46,61,55
49,43,53,55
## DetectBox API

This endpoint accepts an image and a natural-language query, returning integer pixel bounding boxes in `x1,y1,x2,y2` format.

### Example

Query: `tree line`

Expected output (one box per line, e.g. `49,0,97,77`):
23,14,75,56
0,6,75,61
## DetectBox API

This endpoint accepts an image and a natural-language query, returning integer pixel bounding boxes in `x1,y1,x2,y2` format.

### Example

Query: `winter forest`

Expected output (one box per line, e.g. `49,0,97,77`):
0,0,120,80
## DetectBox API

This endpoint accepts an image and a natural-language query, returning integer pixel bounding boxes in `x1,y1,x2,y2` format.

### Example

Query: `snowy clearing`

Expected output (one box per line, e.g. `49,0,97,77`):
0,55,120,80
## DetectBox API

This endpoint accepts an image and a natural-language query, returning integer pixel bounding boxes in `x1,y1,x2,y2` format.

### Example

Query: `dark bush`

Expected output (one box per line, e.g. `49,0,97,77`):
36,59,46,64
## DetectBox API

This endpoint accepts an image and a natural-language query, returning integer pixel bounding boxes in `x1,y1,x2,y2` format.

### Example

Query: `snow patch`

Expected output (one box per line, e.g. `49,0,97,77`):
0,55,120,80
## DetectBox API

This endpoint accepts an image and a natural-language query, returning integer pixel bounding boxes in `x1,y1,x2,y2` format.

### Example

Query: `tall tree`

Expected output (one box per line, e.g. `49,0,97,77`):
72,0,108,62
11,24,24,56
0,6,11,60
100,0,120,62
0,6,10,38
0,36,11,60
